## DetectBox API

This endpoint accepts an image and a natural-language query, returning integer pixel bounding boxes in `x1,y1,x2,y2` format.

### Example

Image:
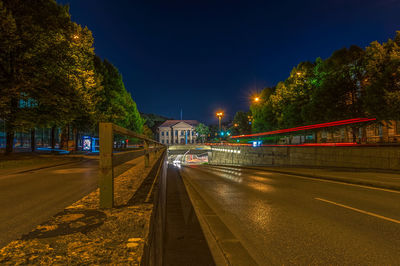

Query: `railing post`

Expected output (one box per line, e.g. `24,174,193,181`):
99,122,114,208
144,140,150,167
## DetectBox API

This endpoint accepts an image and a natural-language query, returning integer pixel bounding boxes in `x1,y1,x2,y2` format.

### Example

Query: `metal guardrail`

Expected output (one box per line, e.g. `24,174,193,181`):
99,122,166,208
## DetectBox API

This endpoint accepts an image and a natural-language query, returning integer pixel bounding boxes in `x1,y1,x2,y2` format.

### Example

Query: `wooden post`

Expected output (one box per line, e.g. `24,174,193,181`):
99,122,114,208
144,140,150,167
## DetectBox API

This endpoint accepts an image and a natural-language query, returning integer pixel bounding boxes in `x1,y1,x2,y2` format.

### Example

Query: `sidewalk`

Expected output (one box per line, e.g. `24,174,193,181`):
0,153,162,265
233,165,400,191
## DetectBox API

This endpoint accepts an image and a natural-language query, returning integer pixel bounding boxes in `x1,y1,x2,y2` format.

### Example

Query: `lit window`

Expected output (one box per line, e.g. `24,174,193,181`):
166,131,169,136
161,132,164,136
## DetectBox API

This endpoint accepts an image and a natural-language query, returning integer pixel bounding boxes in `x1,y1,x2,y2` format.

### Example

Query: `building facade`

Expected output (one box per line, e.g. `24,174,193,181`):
158,120,199,145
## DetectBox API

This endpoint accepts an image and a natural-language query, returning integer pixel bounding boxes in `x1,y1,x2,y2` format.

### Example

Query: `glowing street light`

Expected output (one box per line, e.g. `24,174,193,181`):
253,96,260,103
216,111,224,132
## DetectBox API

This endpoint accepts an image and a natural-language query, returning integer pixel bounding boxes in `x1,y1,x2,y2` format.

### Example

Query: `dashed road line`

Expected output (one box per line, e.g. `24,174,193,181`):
315,197,400,225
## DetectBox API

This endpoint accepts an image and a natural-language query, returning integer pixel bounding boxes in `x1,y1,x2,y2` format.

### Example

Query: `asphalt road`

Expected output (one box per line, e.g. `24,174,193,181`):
0,159,98,248
181,164,400,265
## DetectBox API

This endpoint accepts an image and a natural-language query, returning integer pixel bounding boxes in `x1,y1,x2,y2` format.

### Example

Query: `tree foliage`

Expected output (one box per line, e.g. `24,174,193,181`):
0,0,143,153
247,31,400,134
195,123,210,143
230,111,252,135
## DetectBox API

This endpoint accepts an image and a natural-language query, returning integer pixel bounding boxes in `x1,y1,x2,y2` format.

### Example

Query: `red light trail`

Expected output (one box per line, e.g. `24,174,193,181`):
231,118,377,139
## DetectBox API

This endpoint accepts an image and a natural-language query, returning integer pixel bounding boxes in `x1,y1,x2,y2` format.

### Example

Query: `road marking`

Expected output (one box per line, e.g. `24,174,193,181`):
209,165,400,195
315,197,400,225
276,172,400,195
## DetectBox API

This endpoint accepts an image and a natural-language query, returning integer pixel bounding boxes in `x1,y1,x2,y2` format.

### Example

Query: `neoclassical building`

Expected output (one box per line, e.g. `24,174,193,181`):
158,120,199,145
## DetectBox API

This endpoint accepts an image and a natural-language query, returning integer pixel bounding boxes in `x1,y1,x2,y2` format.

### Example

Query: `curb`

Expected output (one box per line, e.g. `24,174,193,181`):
209,164,400,192
181,169,259,266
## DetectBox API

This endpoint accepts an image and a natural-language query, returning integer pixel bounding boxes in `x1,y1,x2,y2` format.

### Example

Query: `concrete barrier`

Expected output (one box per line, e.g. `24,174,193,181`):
209,146,400,171
141,152,168,266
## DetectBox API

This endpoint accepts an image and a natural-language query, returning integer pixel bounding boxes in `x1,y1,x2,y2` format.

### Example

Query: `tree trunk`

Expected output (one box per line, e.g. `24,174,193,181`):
352,127,359,143
59,126,68,150
74,128,79,152
361,126,367,144
5,129,14,155
51,126,56,149
31,128,36,152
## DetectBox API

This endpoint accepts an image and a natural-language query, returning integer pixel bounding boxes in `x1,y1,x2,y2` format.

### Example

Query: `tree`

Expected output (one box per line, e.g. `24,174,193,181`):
94,57,143,133
142,125,154,139
231,111,252,135
364,32,400,121
303,46,366,124
1,0,99,153
269,62,315,128
141,113,171,133
195,123,209,143
251,87,277,133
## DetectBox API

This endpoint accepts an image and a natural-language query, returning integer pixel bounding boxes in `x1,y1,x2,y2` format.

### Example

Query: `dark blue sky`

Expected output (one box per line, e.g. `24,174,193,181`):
58,0,400,124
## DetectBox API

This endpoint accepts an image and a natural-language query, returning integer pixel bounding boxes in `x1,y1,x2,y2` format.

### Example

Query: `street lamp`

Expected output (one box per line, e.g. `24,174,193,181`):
253,96,260,103
216,111,224,132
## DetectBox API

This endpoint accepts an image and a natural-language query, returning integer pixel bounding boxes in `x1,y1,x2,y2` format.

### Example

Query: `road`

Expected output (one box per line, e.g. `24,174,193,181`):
0,159,98,248
181,164,400,265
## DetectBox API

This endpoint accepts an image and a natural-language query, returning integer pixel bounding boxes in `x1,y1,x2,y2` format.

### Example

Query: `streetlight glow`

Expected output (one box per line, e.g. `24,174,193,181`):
216,111,224,134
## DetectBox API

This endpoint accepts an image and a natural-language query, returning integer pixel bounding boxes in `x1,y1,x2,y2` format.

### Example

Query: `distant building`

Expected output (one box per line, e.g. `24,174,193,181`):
158,120,199,145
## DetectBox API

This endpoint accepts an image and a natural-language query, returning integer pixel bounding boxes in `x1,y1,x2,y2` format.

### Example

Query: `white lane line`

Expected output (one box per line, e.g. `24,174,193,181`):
215,166,400,195
281,173,400,195
315,197,400,225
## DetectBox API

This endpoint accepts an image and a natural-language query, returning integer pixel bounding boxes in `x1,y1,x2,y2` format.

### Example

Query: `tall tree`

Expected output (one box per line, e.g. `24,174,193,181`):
94,57,144,132
250,87,277,133
302,46,366,124
231,111,252,135
1,0,99,153
364,32,400,121
195,123,209,143
270,62,315,128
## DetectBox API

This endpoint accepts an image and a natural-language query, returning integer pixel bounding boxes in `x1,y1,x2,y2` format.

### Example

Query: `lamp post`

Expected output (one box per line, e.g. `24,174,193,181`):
216,111,224,133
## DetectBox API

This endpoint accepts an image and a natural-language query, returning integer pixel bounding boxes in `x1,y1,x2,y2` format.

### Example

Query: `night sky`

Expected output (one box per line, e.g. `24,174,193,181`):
57,0,400,124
